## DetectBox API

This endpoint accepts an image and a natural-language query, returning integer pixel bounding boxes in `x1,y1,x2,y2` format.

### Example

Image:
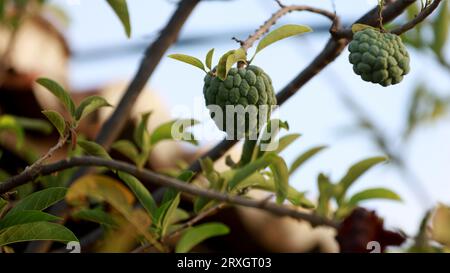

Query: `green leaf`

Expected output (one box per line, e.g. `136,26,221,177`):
36,78,75,117
351,23,376,33
133,112,152,149
111,140,140,163
159,194,180,237
267,153,289,204
77,139,111,159
317,173,333,217
75,96,111,121
0,211,61,230
228,152,288,204
348,188,402,205
151,119,199,146
431,0,449,57
336,156,387,202
106,0,131,37
0,115,25,148
168,54,206,72
175,222,229,253
216,48,247,80
8,187,67,215
177,170,195,183
72,208,117,227
41,110,66,137
118,172,157,220
15,117,53,135
0,222,77,246
228,154,273,190
289,146,327,175
256,119,290,158
205,48,214,70
254,24,312,56
246,174,314,208
275,133,301,154
0,198,7,213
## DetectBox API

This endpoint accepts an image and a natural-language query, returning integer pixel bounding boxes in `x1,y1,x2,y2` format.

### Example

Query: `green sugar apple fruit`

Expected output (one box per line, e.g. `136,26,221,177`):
348,28,410,86
203,65,277,138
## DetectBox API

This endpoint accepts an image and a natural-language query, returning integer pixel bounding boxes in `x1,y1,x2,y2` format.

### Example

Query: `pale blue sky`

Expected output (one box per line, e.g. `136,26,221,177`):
51,0,450,235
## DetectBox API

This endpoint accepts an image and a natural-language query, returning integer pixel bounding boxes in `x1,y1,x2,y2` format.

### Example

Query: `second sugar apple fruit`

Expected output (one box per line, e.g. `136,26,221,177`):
348,28,410,86
203,65,277,138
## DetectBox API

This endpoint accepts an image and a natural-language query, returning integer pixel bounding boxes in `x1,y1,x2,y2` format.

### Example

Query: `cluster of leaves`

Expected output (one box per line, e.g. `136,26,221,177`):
0,188,77,250
168,24,312,80
70,111,231,252
0,78,112,250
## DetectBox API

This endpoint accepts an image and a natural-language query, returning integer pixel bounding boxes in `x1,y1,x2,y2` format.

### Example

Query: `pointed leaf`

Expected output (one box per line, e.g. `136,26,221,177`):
255,24,312,56
160,194,180,237
41,110,66,137
267,153,289,204
205,48,214,70
317,173,333,217
72,208,117,227
15,117,53,135
111,140,140,163
348,187,402,205
256,119,290,158
229,152,288,203
168,54,206,72
0,211,61,230
337,157,387,201
8,187,67,215
77,139,111,159
106,0,131,37
118,172,157,219
0,222,77,246
289,146,327,175
151,119,199,146
75,96,111,121
37,78,75,117
275,133,301,154
0,198,7,212
66,175,134,211
175,222,229,253
351,23,376,33
0,115,25,148
216,49,247,80
133,112,152,149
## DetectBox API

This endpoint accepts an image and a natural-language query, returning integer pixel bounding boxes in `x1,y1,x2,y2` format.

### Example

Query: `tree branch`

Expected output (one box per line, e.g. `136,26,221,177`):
391,0,443,35
241,5,337,51
0,156,337,228
6,134,69,192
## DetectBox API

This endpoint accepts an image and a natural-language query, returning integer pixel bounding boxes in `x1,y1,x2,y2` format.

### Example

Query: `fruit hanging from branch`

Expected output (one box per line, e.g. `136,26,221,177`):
348,25,411,87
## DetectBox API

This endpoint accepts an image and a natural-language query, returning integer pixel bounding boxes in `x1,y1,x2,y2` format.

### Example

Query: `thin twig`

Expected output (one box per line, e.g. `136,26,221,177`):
12,134,69,189
391,0,442,35
241,5,337,51
0,156,338,228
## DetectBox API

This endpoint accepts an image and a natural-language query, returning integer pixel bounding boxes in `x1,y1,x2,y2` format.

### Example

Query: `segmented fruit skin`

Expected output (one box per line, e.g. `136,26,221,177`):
203,65,277,138
348,28,410,86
